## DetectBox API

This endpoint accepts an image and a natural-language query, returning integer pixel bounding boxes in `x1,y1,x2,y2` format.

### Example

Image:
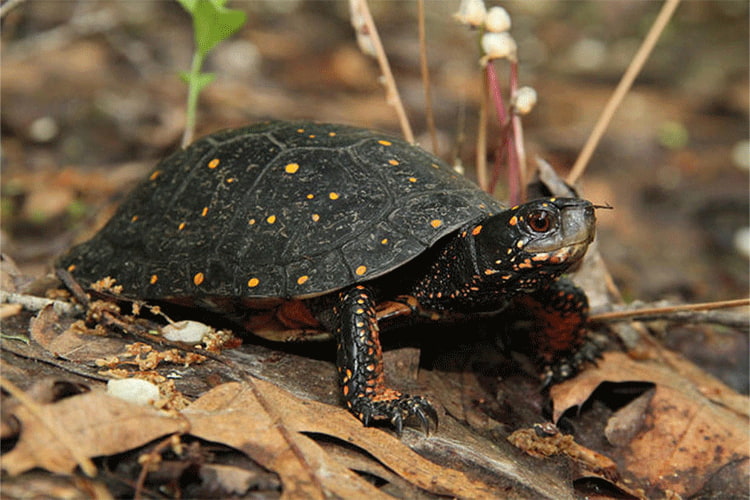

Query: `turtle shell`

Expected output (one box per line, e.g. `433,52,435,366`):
60,121,504,299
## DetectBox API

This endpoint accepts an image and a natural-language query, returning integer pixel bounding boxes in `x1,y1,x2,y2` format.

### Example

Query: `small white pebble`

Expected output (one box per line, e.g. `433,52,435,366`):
485,6,511,33
454,0,487,27
481,32,517,63
107,378,160,406
731,140,749,171
513,86,538,115
734,227,750,259
162,320,211,344
28,116,59,143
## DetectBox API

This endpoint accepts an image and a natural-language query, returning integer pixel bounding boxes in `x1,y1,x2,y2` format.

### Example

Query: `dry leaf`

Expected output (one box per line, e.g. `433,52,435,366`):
551,351,749,496
184,381,392,500
184,380,496,499
2,390,185,476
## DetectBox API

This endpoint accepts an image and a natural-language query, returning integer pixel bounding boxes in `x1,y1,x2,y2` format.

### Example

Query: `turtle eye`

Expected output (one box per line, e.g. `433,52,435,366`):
527,210,552,233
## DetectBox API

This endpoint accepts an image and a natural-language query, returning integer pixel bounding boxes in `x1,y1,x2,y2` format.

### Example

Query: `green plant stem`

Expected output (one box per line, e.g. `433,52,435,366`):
182,51,206,148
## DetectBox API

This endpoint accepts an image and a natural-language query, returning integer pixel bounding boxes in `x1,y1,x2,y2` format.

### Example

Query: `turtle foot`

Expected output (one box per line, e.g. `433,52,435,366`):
349,393,438,435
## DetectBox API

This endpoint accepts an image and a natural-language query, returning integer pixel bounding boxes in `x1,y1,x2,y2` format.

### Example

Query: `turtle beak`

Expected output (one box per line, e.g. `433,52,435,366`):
559,199,596,247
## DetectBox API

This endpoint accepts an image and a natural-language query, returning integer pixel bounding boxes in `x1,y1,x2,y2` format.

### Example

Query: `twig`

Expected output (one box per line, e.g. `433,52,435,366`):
349,0,414,143
0,375,98,477
349,0,413,142
508,61,527,203
476,72,489,191
134,434,185,500
567,0,682,184
0,290,82,316
417,0,438,154
590,298,749,325
485,62,511,196
485,61,524,203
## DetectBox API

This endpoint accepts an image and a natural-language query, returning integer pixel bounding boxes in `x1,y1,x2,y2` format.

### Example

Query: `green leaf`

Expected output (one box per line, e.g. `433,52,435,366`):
180,70,216,92
176,0,196,13
192,0,246,57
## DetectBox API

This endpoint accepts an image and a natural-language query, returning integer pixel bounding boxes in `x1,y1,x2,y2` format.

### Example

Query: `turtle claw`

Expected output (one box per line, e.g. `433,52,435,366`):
540,339,603,388
352,394,438,435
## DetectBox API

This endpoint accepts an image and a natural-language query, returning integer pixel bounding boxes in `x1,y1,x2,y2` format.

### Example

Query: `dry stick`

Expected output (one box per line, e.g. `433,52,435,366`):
567,0,681,303
350,0,414,143
134,434,185,500
567,0,682,184
242,376,328,498
509,61,528,203
476,74,489,191
590,298,750,323
417,0,438,154
486,62,522,202
0,375,99,477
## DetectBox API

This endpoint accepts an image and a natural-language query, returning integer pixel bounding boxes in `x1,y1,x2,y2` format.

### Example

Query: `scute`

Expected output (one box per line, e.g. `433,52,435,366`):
59,121,504,299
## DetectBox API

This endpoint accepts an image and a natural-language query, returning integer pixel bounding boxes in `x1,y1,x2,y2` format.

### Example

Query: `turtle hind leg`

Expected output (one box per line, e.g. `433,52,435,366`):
513,278,601,386
333,285,437,434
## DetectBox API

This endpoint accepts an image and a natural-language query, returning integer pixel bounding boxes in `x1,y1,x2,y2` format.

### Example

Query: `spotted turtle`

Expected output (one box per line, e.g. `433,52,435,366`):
59,121,597,433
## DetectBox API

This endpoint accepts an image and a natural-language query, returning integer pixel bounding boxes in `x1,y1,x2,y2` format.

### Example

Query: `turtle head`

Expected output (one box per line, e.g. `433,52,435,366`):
474,197,596,291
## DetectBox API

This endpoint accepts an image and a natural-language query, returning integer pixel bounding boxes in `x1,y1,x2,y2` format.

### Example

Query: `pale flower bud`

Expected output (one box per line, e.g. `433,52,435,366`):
512,86,537,115
485,6,511,33
481,31,517,63
454,0,487,27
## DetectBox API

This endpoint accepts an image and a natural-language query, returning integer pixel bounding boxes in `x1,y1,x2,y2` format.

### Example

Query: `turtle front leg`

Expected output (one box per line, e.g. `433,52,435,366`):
513,279,601,386
333,285,437,434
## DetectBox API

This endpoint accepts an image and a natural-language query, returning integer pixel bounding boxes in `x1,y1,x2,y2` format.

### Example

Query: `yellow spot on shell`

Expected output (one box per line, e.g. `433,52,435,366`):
329,192,340,200
381,238,388,245
308,134,316,138
208,158,220,169
297,275,309,285
355,265,367,276
201,207,208,217
285,163,300,174
388,159,399,166
378,140,392,146
306,193,314,199
430,219,443,228
408,177,417,183
67,264,76,272
149,170,162,181
297,128,305,133
131,215,139,223
248,218,256,225
509,215,518,226
226,178,236,183
311,213,320,222
150,274,158,284
328,132,336,137
193,272,205,286
472,225,483,236
178,222,186,231
247,277,260,288
267,215,277,224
